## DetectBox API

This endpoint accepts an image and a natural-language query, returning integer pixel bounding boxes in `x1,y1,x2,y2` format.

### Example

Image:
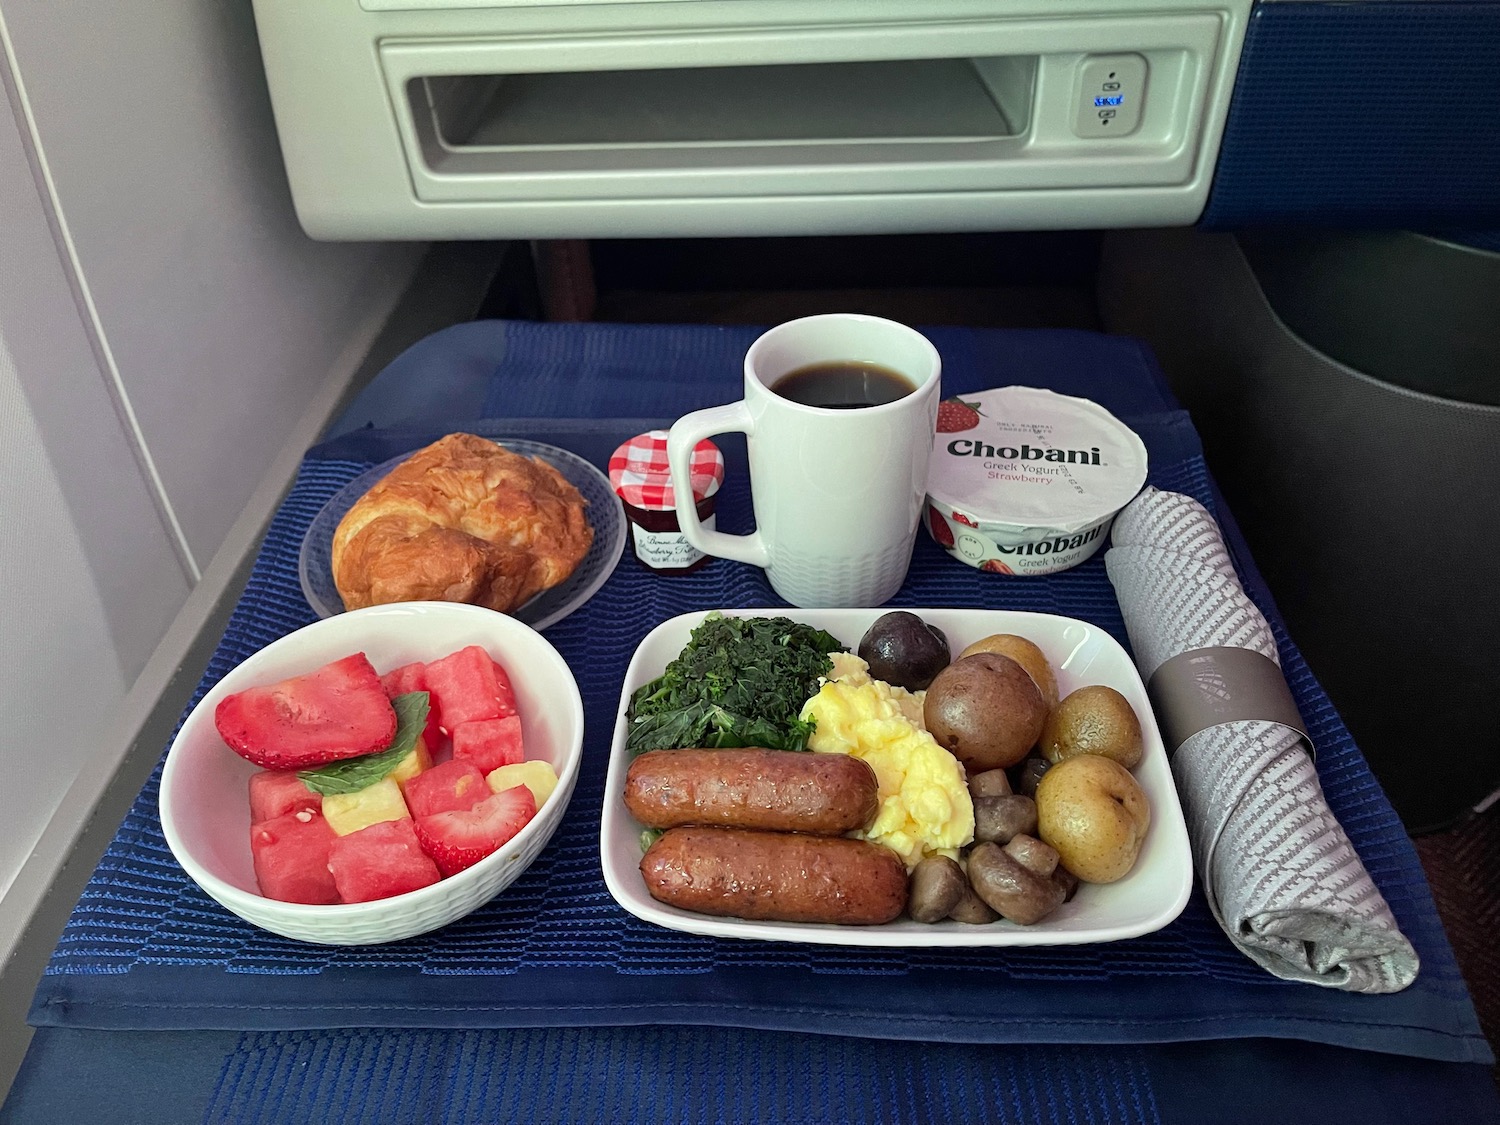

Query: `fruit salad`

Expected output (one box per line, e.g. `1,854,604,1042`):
221,644,557,905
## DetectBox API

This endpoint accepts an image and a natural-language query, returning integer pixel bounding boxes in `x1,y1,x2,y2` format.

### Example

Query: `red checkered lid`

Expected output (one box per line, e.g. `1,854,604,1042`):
609,430,724,511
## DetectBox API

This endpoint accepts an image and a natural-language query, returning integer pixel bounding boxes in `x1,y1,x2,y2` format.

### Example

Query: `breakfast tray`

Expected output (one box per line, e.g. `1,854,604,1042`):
26,322,1489,1066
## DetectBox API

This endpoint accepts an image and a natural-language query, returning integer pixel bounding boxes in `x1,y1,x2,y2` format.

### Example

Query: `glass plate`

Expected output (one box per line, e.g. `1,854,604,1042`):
299,439,626,632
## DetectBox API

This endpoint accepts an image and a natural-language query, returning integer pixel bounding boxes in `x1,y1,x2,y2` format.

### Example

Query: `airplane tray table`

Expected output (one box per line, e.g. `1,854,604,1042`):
6,322,1496,1125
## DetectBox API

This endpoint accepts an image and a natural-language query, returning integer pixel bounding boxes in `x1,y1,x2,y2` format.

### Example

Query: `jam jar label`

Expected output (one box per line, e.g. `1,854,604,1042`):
631,514,716,570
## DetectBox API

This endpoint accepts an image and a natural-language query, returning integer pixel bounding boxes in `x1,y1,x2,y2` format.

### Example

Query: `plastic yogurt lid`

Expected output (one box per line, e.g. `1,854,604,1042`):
926,387,1148,530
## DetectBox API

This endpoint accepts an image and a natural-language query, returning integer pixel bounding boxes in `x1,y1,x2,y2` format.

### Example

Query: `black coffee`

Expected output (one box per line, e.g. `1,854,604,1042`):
771,361,916,409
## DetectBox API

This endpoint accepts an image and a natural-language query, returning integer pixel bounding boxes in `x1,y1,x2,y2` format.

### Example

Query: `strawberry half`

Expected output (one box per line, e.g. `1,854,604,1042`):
215,652,397,770
414,785,538,877
936,397,982,433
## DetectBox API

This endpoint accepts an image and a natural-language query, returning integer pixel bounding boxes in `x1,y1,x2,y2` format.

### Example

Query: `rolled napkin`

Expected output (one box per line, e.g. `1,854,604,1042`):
1105,487,1419,994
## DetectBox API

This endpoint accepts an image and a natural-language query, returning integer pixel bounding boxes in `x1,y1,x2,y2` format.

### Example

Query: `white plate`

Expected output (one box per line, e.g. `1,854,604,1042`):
299,438,626,632
601,608,1193,947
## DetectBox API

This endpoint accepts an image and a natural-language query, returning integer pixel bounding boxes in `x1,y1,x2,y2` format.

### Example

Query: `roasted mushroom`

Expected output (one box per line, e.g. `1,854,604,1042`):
1054,864,1081,904
908,855,969,923
999,832,1059,878
968,768,1013,799
966,834,1071,925
947,877,1001,924
972,794,1039,845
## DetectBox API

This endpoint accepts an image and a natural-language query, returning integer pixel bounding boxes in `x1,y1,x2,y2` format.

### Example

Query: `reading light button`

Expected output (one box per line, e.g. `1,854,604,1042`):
1075,54,1147,138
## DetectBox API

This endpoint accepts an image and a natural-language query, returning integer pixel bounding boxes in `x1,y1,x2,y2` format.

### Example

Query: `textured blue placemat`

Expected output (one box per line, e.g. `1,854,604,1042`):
9,1026,1500,1125
27,322,1489,1065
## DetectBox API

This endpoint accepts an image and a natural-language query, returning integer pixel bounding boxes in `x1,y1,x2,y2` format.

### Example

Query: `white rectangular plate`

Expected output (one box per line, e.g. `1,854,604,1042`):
601,608,1193,947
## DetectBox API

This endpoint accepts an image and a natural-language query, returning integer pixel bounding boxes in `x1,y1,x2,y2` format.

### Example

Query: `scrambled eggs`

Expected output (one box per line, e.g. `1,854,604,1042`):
800,654,975,868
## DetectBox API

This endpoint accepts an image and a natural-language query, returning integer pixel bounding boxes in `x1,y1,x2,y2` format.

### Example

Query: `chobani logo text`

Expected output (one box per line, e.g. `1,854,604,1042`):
996,524,1104,556
946,440,1101,464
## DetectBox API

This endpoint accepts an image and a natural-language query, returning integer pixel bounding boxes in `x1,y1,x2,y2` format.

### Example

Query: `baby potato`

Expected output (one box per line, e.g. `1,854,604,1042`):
924,653,1047,773
1040,685,1144,770
1035,755,1150,884
957,634,1059,711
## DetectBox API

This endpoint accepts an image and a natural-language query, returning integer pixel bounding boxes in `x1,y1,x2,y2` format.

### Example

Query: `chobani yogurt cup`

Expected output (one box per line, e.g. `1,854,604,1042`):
925,386,1148,576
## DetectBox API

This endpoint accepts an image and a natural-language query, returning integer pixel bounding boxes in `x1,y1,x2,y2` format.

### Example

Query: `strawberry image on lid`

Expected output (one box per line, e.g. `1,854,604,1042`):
936,397,983,433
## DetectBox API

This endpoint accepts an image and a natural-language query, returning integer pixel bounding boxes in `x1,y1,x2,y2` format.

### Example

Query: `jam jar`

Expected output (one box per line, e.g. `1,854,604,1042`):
608,430,724,575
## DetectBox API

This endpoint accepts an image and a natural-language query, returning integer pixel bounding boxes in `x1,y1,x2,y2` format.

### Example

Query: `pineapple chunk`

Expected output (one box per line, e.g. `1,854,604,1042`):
486,760,558,809
322,777,411,837
387,736,434,788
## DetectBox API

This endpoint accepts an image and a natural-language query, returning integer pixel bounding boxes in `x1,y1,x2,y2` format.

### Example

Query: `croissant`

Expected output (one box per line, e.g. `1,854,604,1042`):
331,433,593,614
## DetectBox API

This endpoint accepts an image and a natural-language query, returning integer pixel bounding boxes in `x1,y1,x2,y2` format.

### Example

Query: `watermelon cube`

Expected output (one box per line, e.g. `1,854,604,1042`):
402,758,490,819
452,716,524,774
380,661,444,748
250,809,340,905
413,785,537,877
249,771,321,823
425,646,516,732
380,661,427,698
328,818,442,903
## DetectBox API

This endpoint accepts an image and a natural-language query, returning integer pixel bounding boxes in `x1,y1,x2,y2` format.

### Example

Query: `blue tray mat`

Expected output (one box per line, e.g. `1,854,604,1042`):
27,322,1488,1065
7,1026,1500,1125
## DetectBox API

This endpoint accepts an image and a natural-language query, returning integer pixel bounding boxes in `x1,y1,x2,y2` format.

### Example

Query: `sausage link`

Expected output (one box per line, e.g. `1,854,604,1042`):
624,748,879,835
640,826,908,925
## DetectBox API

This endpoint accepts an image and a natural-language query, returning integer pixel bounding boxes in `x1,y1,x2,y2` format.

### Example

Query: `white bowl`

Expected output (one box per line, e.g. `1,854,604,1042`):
160,602,584,945
601,608,1193,947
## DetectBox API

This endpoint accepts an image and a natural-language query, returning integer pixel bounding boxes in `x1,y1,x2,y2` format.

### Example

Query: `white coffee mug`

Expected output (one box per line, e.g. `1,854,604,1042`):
666,314,941,608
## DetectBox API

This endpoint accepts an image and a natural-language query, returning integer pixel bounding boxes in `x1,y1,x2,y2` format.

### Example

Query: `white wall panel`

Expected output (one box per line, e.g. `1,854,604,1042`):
0,337,132,903
1,0,407,571
0,93,185,902
0,0,421,954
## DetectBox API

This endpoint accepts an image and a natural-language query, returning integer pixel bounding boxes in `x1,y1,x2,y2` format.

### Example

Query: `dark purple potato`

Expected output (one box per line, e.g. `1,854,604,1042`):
857,611,952,691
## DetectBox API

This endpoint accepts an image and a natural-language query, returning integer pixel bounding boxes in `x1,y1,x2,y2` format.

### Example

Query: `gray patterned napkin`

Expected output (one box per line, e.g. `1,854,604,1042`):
1105,487,1419,993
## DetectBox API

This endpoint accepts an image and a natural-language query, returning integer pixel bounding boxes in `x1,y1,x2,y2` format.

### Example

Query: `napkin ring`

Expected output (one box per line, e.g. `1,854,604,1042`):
1147,647,1311,759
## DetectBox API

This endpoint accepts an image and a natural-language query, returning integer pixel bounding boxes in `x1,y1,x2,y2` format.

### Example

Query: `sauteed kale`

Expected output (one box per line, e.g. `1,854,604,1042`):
625,613,843,754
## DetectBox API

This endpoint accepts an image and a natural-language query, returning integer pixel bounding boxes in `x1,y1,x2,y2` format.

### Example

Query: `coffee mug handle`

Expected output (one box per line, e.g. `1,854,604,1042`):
667,402,770,568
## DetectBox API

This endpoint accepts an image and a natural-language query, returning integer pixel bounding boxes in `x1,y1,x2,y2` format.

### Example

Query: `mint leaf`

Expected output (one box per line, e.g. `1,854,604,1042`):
298,692,430,796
